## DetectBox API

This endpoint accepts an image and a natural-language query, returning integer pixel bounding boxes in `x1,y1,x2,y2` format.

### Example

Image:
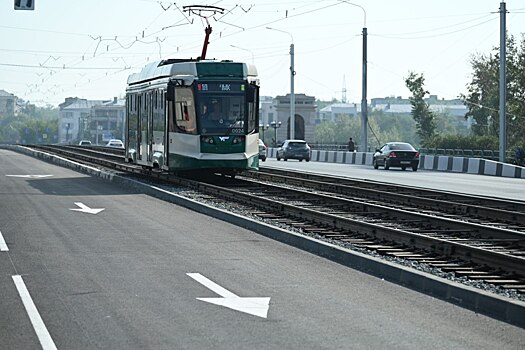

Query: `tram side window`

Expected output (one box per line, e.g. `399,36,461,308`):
127,94,138,147
246,84,259,133
173,87,196,134
153,90,165,132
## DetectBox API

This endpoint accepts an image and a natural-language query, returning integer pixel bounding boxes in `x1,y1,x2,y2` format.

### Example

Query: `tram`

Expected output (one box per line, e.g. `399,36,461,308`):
125,58,260,175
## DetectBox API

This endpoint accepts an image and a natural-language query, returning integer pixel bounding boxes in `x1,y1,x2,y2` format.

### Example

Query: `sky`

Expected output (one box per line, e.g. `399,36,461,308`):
1,0,524,107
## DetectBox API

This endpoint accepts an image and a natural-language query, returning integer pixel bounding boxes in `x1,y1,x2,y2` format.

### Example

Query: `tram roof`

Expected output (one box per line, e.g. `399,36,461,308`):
127,59,258,86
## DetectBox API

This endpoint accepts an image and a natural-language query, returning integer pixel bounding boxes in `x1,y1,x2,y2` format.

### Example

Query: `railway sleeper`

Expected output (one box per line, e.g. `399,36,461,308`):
465,275,502,280
376,248,407,253
501,285,525,291
453,271,495,276
428,263,465,268
484,280,524,287
340,238,375,244
389,252,425,258
403,255,438,261
440,267,477,272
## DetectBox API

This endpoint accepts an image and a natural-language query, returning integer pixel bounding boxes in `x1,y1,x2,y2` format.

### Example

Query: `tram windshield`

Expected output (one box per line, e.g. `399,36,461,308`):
198,95,246,134
196,81,257,135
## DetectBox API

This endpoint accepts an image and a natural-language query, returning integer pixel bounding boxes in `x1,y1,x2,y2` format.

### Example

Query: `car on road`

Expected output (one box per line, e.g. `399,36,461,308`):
78,140,92,146
106,139,124,148
373,142,419,171
276,139,311,162
258,139,267,161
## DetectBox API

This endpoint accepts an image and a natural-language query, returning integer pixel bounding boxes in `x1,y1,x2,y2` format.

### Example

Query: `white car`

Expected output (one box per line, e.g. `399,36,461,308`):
258,139,267,161
78,140,92,146
106,139,124,148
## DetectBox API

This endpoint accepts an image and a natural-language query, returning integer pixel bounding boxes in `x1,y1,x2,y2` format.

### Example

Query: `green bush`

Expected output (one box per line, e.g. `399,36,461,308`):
423,135,498,150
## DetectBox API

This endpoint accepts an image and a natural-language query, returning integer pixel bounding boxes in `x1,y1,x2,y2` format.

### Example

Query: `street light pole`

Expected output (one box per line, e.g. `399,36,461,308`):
65,123,70,143
270,121,282,146
259,124,269,142
266,27,295,140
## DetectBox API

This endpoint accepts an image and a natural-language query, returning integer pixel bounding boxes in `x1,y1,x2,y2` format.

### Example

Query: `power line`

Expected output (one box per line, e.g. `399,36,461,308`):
0,63,133,70
372,17,498,40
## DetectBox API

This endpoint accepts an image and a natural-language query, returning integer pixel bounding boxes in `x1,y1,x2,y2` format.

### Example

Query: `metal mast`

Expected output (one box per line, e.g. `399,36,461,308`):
498,1,507,162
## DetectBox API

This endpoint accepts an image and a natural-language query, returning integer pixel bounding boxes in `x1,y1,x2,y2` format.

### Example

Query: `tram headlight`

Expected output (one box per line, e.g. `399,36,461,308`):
201,136,215,144
232,136,245,144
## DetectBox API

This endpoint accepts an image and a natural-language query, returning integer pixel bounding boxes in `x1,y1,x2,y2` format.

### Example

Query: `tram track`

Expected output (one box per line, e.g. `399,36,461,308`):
244,168,525,229
201,175,525,293
18,145,525,296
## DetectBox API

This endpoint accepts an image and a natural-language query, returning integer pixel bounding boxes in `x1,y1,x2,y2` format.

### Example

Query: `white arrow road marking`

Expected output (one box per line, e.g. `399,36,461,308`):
6,175,53,178
69,202,105,215
187,273,270,319
0,230,8,251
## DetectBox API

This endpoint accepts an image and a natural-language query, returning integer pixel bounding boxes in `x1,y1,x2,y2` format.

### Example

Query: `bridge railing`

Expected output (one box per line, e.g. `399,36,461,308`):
417,148,517,162
309,144,518,163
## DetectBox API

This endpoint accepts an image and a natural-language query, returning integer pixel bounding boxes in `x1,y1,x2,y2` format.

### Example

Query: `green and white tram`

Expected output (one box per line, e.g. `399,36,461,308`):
125,58,260,174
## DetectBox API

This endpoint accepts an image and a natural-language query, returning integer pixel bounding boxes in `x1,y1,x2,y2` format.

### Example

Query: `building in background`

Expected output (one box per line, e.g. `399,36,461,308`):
0,89,16,118
90,97,126,144
259,96,274,127
318,103,358,122
372,95,468,116
58,97,125,144
271,93,317,145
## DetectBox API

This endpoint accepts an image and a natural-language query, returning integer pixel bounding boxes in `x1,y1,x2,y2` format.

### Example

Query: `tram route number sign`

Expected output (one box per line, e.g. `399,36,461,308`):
14,0,34,10
198,82,245,93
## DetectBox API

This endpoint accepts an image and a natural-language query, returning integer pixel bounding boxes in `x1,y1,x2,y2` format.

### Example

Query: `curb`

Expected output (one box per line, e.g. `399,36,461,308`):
5,145,525,328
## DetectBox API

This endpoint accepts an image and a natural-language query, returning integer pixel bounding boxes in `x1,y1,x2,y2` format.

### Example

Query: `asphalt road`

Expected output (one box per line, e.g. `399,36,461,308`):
263,158,525,202
1,149,524,349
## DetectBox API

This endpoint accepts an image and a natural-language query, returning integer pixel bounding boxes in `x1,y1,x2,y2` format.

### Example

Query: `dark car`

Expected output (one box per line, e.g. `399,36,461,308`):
276,139,311,162
373,142,419,171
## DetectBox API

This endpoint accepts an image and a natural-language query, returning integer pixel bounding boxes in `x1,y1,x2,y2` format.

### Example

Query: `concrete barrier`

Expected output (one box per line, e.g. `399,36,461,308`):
269,148,525,179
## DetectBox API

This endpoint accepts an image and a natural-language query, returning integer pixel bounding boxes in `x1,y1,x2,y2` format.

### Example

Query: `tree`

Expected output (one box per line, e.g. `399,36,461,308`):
0,106,58,144
462,34,525,150
314,111,420,149
405,72,436,145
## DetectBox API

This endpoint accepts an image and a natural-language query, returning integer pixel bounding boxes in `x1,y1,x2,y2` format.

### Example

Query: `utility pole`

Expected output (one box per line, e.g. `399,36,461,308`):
361,27,368,152
499,1,507,162
339,2,368,152
290,43,295,139
266,27,295,139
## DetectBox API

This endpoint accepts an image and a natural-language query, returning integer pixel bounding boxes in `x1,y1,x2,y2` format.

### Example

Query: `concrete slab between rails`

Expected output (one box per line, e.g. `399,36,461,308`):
7,145,525,329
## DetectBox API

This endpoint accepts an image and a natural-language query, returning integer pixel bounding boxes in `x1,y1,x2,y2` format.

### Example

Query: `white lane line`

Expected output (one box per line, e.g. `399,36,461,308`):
0,230,8,251
12,275,58,350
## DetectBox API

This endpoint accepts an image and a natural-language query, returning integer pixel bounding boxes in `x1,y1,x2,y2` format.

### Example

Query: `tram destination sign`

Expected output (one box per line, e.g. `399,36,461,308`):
197,82,245,93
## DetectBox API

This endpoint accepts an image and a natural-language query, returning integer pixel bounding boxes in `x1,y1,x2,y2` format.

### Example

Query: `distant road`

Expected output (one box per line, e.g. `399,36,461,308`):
263,158,525,202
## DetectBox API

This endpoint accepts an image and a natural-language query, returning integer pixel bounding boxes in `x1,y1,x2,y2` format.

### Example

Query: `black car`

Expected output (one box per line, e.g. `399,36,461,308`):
373,142,419,171
276,140,311,161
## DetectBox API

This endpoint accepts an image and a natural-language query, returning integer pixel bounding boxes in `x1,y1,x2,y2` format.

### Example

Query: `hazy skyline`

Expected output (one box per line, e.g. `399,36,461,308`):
1,0,524,106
